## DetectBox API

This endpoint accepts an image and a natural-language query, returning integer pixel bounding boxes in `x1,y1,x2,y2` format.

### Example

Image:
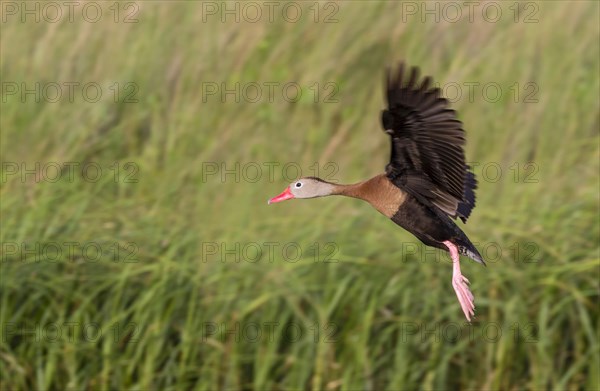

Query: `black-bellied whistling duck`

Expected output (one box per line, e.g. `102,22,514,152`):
269,63,485,321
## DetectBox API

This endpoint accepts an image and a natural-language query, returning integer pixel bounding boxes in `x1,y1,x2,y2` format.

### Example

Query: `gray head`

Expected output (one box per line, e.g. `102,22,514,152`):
268,177,335,204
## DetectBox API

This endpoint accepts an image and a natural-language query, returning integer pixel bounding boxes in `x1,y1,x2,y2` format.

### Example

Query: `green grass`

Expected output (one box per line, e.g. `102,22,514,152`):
1,1,599,390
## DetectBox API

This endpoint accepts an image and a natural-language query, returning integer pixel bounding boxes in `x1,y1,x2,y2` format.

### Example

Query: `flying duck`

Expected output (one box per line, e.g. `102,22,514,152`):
268,63,484,321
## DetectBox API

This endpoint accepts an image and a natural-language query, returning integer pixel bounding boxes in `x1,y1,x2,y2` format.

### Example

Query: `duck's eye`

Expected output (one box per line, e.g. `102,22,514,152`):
295,182,302,188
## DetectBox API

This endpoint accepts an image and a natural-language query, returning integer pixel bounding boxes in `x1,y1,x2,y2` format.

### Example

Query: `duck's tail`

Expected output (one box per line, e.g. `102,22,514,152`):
455,236,486,266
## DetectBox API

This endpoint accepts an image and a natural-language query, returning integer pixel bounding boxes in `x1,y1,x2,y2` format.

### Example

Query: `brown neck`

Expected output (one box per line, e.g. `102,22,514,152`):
327,175,389,200
323,174,407,218
330,181,368,199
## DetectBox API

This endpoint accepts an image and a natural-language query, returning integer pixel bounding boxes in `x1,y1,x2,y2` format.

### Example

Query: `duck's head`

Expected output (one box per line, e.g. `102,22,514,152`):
268,177,335,204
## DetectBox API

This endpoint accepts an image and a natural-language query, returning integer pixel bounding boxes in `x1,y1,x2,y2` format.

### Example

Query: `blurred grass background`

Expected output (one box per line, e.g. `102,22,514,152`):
1,1,599,390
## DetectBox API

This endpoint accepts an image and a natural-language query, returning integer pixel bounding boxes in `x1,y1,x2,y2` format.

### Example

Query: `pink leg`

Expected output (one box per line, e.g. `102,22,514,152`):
443,241,475,321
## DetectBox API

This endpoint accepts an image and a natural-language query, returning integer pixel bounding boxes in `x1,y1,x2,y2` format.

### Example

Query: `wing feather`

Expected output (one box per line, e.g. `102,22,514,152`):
381,62,477,222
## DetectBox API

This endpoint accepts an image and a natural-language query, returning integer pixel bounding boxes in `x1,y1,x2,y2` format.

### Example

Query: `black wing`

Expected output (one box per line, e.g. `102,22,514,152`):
381,63,476,223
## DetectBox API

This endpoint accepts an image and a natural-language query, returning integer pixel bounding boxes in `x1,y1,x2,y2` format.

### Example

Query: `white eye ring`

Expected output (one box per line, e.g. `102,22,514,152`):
295,182,303,188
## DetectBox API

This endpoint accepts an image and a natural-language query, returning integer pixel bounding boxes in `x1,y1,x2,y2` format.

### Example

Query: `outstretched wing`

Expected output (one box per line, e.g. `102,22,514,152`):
381,63,476,223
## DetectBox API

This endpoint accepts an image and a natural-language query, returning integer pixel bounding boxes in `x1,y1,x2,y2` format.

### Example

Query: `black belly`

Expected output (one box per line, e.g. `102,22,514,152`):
390,195,460,250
